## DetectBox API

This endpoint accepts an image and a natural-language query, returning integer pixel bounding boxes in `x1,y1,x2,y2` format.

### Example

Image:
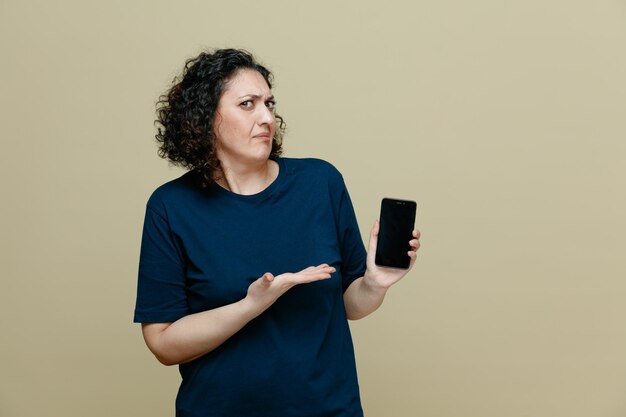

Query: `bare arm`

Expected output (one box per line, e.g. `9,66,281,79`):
142,299,257,366
343,220,421,320
142,264,336,366
343,274,388,321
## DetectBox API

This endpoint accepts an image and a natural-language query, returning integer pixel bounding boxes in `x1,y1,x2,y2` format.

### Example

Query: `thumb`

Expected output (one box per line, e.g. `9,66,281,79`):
261,272,274,286
368,219,379,254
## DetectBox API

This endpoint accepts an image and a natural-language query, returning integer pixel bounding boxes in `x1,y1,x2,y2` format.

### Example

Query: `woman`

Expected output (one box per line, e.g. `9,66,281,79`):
134,48,421,417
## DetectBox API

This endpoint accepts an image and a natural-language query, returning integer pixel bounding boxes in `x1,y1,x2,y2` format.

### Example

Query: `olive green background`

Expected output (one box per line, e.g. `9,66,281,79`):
1,1,625,416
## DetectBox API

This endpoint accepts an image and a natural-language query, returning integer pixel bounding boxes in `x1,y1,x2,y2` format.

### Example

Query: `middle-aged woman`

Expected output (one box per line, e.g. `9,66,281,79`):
134,48,421,417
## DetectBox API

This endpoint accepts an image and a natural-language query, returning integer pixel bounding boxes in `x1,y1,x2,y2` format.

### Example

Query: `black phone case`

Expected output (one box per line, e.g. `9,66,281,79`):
375,198,417,269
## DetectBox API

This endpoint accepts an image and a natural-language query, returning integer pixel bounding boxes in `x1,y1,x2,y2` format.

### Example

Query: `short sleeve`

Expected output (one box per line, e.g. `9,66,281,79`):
331,173,367,292
133,203,189,323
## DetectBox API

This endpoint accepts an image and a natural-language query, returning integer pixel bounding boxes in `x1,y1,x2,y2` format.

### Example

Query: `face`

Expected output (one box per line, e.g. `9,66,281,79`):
213,69,277,169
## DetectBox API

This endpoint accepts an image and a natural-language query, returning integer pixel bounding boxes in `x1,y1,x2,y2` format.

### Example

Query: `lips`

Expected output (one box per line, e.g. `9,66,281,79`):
253,132,271,139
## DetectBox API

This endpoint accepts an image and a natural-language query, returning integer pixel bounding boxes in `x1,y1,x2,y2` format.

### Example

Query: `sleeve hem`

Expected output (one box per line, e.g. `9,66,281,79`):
342,269,365,293
133,310,187,323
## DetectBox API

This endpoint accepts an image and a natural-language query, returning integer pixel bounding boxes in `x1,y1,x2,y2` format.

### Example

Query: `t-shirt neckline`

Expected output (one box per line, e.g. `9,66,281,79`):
209,157,284,201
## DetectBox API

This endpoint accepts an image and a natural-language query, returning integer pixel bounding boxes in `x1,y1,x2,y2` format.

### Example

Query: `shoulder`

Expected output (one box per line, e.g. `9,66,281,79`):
279,157,343,181
279,157,349,202
145,171,201,216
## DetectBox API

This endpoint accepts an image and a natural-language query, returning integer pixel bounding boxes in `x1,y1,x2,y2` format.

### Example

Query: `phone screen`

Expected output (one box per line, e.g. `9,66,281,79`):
375,198,417,269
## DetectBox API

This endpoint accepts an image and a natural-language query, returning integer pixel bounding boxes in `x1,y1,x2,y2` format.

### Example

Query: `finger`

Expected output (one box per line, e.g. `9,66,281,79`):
262,272,274,285
409,239,420,251
308,264,334,273
308,266,335,277
320,265,336,273
300,264,333,274
413,229,421,239
294,270,333,284
368,220,379,254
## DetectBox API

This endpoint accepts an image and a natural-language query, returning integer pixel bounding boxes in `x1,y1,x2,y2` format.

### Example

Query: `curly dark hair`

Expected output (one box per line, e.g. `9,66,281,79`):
155,48,285,188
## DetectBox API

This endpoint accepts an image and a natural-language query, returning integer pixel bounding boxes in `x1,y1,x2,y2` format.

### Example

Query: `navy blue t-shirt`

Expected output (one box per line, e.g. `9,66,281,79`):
134,157,367,417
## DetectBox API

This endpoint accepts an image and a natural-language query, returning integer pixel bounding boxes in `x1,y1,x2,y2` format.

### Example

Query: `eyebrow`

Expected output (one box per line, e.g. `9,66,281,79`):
237,94,275,100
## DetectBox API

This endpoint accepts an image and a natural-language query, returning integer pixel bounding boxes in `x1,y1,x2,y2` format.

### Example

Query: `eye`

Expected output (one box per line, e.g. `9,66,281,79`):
265,100,276,109
240,100,253,109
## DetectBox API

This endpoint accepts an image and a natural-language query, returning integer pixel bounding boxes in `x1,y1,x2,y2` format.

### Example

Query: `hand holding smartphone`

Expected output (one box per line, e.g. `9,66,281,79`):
375,198,417,269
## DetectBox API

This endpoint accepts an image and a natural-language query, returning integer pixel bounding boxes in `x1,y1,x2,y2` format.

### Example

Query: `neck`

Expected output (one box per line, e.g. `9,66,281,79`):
215,159,278,195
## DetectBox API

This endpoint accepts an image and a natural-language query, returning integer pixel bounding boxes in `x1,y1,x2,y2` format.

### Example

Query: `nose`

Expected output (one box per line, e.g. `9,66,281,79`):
257,105,275,126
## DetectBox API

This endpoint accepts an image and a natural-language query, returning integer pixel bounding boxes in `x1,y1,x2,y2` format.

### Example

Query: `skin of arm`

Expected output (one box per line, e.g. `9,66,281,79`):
142,264,336,366
142,223,420,364
343,220,421,320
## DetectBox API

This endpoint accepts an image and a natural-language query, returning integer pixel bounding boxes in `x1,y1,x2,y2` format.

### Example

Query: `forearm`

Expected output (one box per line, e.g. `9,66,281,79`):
343,273,389,320
143,266,335,366
143,297,261,366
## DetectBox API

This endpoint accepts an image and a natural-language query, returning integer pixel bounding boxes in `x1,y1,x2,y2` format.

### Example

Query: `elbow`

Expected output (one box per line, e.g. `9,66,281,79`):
145,342,178,366
152,351,179,366
346,311,366,321
152,350,201,366
345,306,367,320
148,342,195,366
142,322,180,366
147,340,188,366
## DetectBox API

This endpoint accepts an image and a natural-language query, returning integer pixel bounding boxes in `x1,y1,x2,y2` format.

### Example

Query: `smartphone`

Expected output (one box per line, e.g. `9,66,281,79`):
375,198,417,269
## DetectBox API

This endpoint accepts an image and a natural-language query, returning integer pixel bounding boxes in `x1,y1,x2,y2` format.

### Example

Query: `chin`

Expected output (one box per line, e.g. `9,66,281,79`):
257,143,273,158
247,147,273,163
219,144,273,168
